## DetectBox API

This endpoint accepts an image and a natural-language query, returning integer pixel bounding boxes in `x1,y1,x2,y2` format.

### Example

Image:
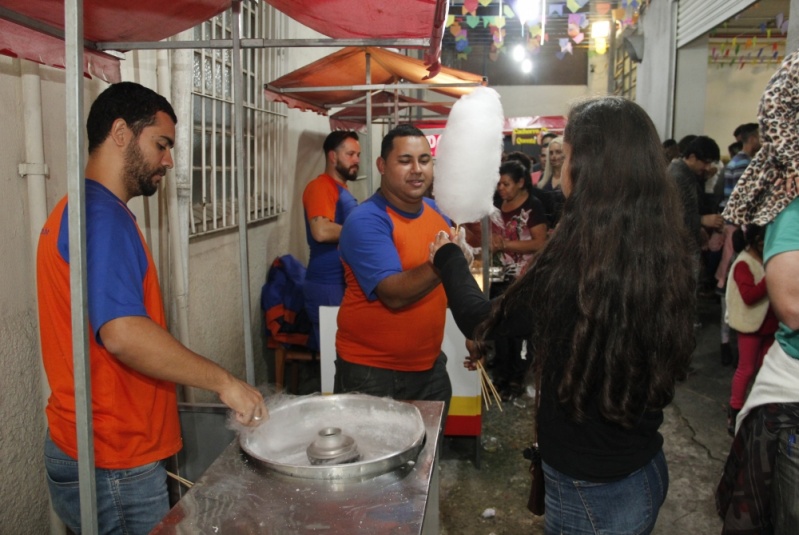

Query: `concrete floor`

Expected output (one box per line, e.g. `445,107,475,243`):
438,295,733,534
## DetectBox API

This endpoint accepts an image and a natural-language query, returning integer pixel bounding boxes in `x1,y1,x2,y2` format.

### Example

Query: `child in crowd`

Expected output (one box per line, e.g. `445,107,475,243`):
725,224,778,436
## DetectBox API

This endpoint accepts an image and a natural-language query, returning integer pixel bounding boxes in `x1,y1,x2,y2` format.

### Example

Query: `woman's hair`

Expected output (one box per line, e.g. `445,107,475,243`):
476,96,695,428
732,224,765,253
499,160,529,188
537,136,564,189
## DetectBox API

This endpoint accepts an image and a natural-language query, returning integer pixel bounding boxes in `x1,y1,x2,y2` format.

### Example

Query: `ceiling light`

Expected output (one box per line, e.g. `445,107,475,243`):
514,0,541,26
513,44,526,62
521,58,533,73
592,20,611,39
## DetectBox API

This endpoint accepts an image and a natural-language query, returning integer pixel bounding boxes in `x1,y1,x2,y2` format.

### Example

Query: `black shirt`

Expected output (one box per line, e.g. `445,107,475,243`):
434,243,664,482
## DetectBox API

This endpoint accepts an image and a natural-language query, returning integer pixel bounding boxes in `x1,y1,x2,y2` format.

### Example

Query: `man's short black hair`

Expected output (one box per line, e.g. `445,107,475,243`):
380,124,427,160
733,122,758,141
87,82,176,154
662,138,677,149
728,141,743,158
541,132,557,145
736,123,759,143
323,131,359,156
683,135,720,162
677,134,697,156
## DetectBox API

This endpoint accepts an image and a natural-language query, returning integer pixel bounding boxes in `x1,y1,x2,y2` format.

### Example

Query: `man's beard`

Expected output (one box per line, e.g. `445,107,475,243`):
123,141,165,198
335,162,359,182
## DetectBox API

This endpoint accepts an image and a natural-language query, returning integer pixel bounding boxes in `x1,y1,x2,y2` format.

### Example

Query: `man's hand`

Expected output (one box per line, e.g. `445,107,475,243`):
218,374,268,427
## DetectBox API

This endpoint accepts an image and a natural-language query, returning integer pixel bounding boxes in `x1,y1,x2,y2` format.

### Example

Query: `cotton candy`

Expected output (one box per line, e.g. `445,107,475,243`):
434,86,505,224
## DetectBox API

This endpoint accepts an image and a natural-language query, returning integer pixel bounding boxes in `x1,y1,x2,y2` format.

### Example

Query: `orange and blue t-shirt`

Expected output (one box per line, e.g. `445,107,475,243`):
337,193,450,371
302,174,358,284
36,179,181,469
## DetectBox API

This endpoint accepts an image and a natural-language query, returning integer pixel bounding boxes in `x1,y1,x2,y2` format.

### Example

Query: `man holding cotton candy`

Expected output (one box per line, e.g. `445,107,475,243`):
334,124,453,411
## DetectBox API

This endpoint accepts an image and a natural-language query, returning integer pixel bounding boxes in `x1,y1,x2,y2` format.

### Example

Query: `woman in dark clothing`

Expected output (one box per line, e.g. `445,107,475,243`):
489,160,548,400
430,96,695,534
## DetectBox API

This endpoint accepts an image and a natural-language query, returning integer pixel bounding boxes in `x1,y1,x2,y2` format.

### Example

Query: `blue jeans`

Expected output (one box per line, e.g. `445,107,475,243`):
44,431,169,535
542,449,668,535
773,428,799,535
334,352,453,419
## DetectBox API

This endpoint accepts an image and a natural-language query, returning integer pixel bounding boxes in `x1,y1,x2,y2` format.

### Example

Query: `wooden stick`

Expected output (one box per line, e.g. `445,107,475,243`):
479,371,491,410
483,364,503,409
167,470,194,489
477,361,503,411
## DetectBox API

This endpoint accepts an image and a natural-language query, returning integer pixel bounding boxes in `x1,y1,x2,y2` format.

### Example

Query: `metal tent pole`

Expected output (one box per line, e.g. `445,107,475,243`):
65,0,98,532
231,1,256,385
365,52,373,194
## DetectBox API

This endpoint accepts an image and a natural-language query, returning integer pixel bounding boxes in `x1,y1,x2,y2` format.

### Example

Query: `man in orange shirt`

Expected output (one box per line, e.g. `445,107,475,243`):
37,82,266,534
302,131,359,351
335,124,452,412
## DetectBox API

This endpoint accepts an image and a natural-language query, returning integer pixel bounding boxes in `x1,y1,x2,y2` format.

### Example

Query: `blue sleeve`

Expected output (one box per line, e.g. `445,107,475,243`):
339,203,403,301
59,202,150,343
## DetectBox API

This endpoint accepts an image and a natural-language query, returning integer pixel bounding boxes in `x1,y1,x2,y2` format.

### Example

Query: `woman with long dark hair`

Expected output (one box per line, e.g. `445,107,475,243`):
430,96,695,534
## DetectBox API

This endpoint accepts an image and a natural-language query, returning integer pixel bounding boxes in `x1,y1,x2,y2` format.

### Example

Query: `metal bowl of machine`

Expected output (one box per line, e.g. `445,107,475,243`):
240,394,426,480
306,427,360,465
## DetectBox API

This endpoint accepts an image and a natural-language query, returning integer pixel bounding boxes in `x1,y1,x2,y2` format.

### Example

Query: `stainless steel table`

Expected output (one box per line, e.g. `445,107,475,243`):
151,400,445,535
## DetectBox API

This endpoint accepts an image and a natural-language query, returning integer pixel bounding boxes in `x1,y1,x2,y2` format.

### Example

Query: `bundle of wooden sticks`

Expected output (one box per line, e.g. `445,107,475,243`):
476,360,503,411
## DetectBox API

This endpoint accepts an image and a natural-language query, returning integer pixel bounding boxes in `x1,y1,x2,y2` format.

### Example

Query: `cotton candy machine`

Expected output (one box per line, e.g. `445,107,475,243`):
152,396,444,534
240,394,426,479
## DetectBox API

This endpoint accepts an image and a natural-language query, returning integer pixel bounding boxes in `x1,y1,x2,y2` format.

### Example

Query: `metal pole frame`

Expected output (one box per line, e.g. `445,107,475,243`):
34,1,461,530
365,53,373,194
231,1,256,385
65,0,99,532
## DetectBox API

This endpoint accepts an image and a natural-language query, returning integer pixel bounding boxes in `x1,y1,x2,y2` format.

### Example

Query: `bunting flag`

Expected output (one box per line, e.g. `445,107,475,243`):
465,15,480,28
463,0,479,16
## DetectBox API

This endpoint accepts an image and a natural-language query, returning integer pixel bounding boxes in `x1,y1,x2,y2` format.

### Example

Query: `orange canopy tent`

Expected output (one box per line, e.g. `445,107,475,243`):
264,46,483,114
329,91,453,132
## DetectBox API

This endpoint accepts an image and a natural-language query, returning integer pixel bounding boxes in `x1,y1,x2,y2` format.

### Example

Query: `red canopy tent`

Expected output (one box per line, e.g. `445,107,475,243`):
264,0,448,76
0,0,450,80
0,0,233,81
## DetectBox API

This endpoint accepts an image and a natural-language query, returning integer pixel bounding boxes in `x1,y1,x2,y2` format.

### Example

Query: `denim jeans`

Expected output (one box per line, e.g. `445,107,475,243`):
773,427,799,535
334,352,453,419
44,431,169,535
542,449,668,535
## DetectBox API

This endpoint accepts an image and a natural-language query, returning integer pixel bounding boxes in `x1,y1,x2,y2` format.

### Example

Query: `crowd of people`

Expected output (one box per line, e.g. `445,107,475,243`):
40,51,799,535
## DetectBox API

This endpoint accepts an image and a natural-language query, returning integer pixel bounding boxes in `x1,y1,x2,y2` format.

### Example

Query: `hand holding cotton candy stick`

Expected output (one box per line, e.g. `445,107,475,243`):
433,86,505,230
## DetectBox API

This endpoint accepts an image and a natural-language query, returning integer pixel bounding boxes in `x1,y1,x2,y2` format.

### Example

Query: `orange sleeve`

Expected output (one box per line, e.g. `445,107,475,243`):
303,176,339,223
